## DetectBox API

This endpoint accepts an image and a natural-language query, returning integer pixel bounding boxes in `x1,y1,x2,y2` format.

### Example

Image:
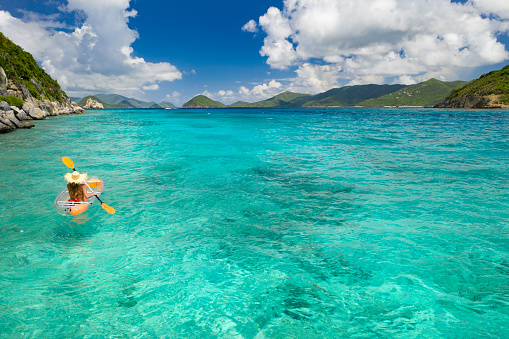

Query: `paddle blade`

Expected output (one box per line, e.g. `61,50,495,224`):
101,202,116,214
62,157,75,170
87,180,102,188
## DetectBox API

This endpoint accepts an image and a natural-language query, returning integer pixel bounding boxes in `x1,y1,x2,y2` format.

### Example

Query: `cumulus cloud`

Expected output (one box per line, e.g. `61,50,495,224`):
142,84,159,91
469,0,509,19
290,63,342,93
258,7,297,69
0,0,181,98
246,0,509,85
242,19,258,33
204,79,284,104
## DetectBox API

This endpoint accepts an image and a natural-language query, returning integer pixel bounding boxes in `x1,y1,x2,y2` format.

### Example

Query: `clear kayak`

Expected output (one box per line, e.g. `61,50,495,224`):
53,178,104,216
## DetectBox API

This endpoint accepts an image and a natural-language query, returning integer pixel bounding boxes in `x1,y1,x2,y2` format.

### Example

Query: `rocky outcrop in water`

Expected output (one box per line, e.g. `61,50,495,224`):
0,66,83,133
83,98,104,109
434,94,508,109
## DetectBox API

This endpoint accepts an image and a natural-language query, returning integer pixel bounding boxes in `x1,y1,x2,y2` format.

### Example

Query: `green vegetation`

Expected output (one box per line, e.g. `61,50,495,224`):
359,79,466,106
447,64,509,102
229,101,250,107
76,93,174,108
250,91,309,107
182,95,226,108
159,101,177,109
0,32,65,102
0,95,23,108
77,96,110,108
242,92,313,107
303,84,407,107
185,77,485,109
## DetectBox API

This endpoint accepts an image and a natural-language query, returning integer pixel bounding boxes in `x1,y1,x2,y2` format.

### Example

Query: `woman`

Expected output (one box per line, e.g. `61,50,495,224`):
64,171,97,202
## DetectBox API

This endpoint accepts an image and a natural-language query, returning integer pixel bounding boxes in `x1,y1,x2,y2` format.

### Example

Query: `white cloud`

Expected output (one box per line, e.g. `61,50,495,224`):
258,7,297,69
290,63,342,93
0,0,181,98
142,83,159,91
469,0,509,19
242,19,258,33
218,90,234,96
246,0,509,84
203,79,284,104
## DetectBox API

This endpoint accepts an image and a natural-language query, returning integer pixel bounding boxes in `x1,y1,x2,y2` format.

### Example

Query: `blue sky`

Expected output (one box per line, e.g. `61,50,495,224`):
0,0,508,106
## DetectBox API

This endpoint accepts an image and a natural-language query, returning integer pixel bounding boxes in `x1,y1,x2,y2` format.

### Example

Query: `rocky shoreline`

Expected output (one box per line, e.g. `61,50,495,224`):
434,94,509,109
0,66,84,133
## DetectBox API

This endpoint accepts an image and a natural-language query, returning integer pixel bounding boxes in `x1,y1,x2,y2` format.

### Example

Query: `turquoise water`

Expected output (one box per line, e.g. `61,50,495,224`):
1,107,508,338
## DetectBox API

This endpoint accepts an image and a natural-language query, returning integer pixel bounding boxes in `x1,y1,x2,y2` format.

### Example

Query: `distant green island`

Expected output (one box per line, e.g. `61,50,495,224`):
76,94,176,109
76,64,509,110
182,79,468,108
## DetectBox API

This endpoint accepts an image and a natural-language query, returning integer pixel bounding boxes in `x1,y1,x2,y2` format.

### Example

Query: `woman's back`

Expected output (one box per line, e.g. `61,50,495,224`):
67,183,84,201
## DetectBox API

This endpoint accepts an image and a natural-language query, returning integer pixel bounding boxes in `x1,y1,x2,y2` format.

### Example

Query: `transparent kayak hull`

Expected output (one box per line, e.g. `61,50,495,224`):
54,178,104,216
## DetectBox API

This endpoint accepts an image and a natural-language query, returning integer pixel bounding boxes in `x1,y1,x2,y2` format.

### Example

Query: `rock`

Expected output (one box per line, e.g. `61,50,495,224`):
30,77,43,95
23,101,47,120
28,107,47,120
0,101,10,111
71,102,84,114
435,94,494,109
11,106,31,120
0,114,16,128
8,80,18,91
0,67,7,89
38,99,59,116
12,107,31,120
20,83,31,100
84,98,104,109
3,110,22,127
0,120,14,133
20,122,35,129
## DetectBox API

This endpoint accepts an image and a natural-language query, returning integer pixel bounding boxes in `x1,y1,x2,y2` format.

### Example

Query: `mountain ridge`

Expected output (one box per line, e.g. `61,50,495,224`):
182,80,464,108
76,94,176,109
359,78,466,106
435,64,509,108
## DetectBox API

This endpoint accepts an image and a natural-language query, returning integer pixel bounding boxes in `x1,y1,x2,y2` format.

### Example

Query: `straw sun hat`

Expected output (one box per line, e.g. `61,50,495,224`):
64,171,88,184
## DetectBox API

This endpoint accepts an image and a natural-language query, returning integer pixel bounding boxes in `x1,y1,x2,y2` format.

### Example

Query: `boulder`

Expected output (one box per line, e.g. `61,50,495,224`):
70,102,84,114
0,114,16,128
0,120,14,133
13,108,32,120
28,107,47,120
38,99,59,116
23,101,47,120
84,98,104,109
2,110,22,127
10,106,31,120
20,122,35,129
0,101,10,111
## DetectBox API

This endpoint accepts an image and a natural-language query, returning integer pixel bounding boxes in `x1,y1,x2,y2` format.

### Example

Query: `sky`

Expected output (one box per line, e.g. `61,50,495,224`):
0,0,508,106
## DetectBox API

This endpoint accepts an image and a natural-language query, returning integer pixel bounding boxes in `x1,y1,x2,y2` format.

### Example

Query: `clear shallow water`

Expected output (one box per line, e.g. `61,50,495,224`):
0,107,508,338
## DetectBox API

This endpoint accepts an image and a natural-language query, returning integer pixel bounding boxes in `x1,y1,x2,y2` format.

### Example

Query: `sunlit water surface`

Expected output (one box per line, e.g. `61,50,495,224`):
1,108,508,338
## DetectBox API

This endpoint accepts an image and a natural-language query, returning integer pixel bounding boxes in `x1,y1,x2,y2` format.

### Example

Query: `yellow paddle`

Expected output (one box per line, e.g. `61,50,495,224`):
62,156,76,171
61,156,116,214
87,179,102,188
